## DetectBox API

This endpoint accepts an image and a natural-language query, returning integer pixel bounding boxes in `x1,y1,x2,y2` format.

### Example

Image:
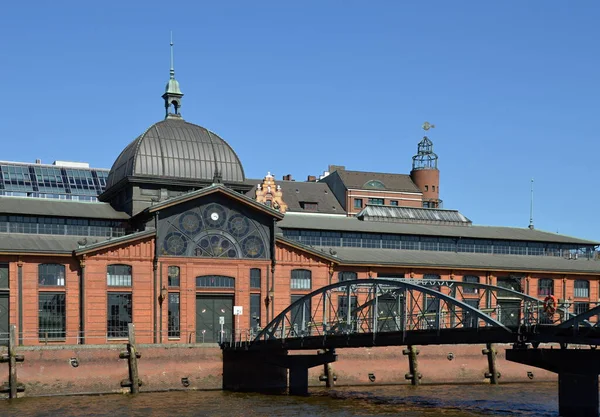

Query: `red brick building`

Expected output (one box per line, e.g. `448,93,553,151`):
0,65,598,347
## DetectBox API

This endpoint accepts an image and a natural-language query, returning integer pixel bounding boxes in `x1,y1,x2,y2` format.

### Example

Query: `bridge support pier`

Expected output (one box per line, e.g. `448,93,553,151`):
223,349,337,396
506,347,600,417
403,345,422,385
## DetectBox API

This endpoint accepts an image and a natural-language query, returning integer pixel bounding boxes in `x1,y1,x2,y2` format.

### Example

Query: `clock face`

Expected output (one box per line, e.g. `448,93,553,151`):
210,212,219,221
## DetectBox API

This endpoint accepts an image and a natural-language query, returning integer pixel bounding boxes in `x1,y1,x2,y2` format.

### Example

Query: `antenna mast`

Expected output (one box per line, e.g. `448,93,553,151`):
529,178,534,230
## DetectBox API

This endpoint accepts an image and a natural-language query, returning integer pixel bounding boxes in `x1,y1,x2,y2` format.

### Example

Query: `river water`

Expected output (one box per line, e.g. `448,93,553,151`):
1,383,560,417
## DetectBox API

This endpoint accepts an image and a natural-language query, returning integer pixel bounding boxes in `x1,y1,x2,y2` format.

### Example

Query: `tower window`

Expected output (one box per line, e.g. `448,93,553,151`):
432,185,436,191
425,185,429,192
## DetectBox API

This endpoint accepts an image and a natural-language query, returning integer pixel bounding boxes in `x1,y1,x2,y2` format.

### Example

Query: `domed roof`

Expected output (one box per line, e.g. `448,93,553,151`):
105,117,245,190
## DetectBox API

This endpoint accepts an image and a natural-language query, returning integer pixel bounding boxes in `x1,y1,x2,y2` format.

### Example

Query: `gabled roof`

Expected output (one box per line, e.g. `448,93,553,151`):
74,229,155,255
325,169,422,193
278,213,599,245
143,184,284,220
244,179,344,215
0,197,129,220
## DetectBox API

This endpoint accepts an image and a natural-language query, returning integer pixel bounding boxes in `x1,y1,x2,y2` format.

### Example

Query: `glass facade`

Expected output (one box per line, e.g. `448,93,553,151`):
0,162,109,201
282,229,594,258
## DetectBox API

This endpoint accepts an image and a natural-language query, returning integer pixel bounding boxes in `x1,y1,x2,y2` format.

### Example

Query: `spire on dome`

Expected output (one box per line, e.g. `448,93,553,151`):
162,32,184,119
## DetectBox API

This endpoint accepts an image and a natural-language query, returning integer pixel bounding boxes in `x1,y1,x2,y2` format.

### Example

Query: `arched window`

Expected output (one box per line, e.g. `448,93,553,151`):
574,280,590,298
338,271,357,282
38,264,65,286
538,279,554,296
250,268,261,289
196,275,235,288
291,269,312,290
107,264,132,287
463,275,480,294
364,180,386,189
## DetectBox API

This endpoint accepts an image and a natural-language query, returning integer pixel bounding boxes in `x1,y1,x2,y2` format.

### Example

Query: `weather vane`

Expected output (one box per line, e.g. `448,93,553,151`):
422,121,435,131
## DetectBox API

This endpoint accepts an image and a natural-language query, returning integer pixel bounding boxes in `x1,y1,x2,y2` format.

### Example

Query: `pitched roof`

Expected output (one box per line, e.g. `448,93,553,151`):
329,169,422,193
277,213,599,245
0,197,129,220
323,245,600,274
0,234,108,255
143,184,284,219
244,179,344,215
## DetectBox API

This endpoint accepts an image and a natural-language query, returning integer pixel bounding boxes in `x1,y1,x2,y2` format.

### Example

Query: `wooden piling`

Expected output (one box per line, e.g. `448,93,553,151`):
8,325,17,398
483,342,500,384
1,325,24,398
119,323,142,393
403,345,421,385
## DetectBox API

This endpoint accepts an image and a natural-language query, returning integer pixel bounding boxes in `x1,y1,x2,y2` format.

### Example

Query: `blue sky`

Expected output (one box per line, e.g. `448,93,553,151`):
1,1,599,241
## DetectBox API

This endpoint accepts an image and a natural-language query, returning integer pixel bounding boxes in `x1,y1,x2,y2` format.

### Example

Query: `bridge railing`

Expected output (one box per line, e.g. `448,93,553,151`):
253,279,514,344
250,279,600,346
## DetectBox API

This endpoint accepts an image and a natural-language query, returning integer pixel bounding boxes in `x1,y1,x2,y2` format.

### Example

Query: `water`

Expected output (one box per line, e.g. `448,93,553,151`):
1,383,559,417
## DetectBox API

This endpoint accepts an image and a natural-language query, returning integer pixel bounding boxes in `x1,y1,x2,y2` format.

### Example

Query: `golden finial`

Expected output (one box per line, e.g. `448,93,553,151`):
422,121,435,131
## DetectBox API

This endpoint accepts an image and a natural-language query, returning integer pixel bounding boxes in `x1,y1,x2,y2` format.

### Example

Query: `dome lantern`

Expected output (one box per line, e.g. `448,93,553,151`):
162,33,184,119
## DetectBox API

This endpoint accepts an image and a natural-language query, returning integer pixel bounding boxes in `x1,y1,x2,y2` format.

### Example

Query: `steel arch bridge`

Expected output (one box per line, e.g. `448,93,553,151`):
225,278,600,351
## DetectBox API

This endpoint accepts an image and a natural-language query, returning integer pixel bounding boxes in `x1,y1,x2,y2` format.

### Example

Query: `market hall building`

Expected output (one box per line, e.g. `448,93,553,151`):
0,66,598,347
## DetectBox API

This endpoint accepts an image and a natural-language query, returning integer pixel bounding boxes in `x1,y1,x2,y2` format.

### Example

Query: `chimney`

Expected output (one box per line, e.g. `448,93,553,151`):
328,165,345,172
307,175,317,182
282,174,293,181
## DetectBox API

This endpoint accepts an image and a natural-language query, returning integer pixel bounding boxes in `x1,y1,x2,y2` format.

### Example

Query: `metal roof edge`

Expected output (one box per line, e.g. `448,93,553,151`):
74,230,156,255
276,236,340,264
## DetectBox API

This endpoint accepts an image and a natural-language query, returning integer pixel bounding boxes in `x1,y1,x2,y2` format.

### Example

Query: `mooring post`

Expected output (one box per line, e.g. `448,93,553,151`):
119,323,142,393
403,345,421,385
318,349,336,387
1,325,25,398
483,342,499,384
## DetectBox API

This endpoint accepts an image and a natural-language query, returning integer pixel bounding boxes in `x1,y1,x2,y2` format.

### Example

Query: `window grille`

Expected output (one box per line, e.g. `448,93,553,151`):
574,280,590,298
338,271,357,282
291,269,312,290
250,268,261,289
462,275,480,294
538,279,554,296
107,264,132,287
39,264,65,286
107,293,132,338
196,275,235,288
168,293,180,338
38,293,66,339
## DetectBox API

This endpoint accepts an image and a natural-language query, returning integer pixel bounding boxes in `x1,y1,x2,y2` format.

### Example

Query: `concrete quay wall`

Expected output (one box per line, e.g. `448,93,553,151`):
0,344,556,397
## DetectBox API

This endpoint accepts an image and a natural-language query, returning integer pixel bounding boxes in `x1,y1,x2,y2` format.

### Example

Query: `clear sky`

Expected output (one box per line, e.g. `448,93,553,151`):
1,1,599,241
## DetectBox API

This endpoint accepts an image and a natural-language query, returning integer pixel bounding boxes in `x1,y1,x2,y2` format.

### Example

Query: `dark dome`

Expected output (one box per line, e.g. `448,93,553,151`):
106,118,245,190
